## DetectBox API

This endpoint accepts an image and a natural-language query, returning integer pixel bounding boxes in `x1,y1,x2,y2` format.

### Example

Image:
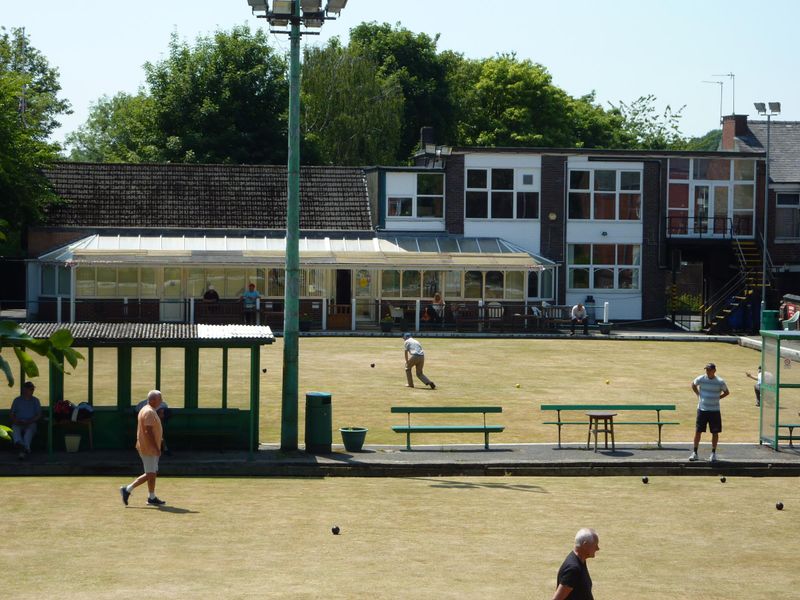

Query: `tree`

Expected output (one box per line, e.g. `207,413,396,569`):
682,129,722,151
610,94,686,149
67,25,288,165
301,39,404,165
0,28,68,252
349,22,455,161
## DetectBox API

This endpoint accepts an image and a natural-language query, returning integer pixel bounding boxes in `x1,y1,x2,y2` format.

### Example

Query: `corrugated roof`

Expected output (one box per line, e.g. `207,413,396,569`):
21,322,275,343
42,162,372,230
740,122,800,183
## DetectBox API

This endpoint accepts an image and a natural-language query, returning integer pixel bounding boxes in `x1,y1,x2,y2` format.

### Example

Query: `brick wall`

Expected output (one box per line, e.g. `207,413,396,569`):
540,155,567,299
640,160,667,319
444,154,465,234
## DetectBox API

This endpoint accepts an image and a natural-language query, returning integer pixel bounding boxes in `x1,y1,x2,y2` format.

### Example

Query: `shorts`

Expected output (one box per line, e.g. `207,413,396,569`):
140,453,160,473
696,409,722,434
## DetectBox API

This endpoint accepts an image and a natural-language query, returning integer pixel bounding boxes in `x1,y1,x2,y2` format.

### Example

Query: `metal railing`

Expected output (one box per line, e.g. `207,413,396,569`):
665,215,754,238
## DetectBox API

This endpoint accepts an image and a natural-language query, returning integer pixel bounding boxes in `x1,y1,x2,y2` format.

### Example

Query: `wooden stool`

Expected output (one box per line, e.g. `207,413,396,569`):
586,411,616,452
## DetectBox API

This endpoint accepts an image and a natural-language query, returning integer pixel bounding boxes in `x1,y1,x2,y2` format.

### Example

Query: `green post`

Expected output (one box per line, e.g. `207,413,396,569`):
184,346,199,409
222,347,228,409
280,2,302,451
117,347,132,410
249,344,260,458
155,346,162,390
87,347,94,405
47,358,64,458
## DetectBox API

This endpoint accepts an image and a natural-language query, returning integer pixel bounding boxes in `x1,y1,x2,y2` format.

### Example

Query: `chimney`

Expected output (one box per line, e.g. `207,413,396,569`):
419,126,435,148
721,114,749,150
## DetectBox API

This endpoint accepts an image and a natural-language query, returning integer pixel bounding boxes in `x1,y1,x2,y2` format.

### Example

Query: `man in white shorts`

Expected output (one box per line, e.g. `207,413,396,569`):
120,390,166,506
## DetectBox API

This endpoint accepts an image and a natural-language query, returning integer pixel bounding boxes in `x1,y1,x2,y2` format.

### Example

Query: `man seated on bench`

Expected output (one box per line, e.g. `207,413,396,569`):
10,381,41,460
571,303,589,335
136,396,172,455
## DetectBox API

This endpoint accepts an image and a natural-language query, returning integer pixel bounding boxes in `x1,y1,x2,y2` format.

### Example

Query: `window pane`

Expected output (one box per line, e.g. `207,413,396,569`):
694,158,730,180
187,268,205,298
417,173,443,195
568,192,590,219
268,269,285,297
96,267,116,296
776,207,800,238
402,270,420,297
594,170,616,191
118,267,139,298
593,244,615,264
617,244,641,265
734,160,755,181
42,265,56,296
570,170,590,190
249,268,266,295
58,267,71,296
618,268,639,289
669,158,690,180
569,244,591,264
541,269,554,299
594,193,615,219
733,184,754,210
484,271,504,299
619,193,641,220
492,168,514,190
206,269,225,297
422,271,441,297
467,169,487,189
777,193,800,206
506,271,524,300
491,191,514,218
388,197,413,217
620,171,641,190
445,271,461,297
527,271,539,298
569,268,590,288
76,267,95,297
593,268,614,289
516,192,539,219
668,183,689,209
381,270,401,296
464,271,482,298
141,268,157,298
417,196,443,218
465,191,488,218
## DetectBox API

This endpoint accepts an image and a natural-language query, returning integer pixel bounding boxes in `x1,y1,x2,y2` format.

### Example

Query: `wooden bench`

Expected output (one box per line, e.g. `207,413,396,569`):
391,406,504,450
541,404,679,448
540,305,573,329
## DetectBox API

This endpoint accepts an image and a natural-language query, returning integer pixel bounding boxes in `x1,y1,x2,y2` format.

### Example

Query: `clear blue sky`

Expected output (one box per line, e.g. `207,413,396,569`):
3,0,798,147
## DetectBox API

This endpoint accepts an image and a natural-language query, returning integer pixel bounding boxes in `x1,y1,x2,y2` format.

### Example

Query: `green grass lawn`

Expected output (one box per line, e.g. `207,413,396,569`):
7,337,797,446
2,475,798,599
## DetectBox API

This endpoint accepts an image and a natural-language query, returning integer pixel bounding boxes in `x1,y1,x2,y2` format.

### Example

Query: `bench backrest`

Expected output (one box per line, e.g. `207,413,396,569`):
392,406,502,414
540,404,676,411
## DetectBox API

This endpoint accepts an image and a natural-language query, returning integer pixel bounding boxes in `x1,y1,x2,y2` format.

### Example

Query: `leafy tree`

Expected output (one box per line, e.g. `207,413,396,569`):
67,25,288,164
610,94,686,149
682,129,722,151
301,39,404,165
0,28,67,252
349,22,455,161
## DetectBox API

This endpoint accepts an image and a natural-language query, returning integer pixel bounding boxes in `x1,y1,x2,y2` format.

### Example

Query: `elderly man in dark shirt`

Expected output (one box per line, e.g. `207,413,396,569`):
552,528,600,600
10,381,42,459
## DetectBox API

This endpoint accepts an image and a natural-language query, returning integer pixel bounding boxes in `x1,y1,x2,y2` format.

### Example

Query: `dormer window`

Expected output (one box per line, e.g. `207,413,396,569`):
387,172,444,219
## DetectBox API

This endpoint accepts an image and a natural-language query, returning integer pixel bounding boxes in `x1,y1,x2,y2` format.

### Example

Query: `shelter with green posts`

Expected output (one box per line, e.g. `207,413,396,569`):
0,322,274,456
759,330,800,449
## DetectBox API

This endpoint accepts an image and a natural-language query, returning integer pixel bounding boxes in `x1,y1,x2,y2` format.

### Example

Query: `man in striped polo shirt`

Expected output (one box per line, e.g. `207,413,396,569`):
689,362,729,462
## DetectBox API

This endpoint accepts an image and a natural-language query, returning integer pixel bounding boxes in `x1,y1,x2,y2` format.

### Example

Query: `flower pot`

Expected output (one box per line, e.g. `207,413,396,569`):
380,321,393,332
599,323,612,335
339,427,368,452
64,434,81,453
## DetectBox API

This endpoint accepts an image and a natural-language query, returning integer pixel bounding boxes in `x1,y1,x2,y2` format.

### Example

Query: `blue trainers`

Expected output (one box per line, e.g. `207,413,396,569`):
147,496,166,506
120,486,131,506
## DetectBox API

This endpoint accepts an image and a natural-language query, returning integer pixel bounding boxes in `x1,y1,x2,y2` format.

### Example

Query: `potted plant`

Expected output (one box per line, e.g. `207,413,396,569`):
380,314,394,332
598,322,613,335
339,426,368,452
299,313,312,332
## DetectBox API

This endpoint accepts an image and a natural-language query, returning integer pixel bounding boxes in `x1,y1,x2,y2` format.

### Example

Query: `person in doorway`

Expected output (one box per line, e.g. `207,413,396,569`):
571,303,589,335
241,282,260,324
10,381,41,459
402,333,436,390
552,528,600,600
745,366,761,407
689,362,729,462
120,390,166,506
202,284,219,302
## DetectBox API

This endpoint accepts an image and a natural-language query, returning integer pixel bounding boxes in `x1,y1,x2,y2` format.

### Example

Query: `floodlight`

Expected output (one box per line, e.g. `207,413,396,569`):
768,102,781,114
325,0,347,14
301,0,322,11
753,102,766,113
248,0,267,9
304,13,324,27
272,0,293,15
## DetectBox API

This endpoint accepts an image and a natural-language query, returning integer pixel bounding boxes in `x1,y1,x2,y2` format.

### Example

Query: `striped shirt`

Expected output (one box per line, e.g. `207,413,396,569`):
693,374,728,411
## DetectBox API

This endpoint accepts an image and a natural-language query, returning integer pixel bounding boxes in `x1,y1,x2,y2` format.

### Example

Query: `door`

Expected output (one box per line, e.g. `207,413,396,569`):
354,269,376,322
693,184,729,237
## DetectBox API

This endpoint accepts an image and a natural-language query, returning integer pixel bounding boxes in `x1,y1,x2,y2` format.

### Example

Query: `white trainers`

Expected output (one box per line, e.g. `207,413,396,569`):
710,452,718,463
688,451,699,461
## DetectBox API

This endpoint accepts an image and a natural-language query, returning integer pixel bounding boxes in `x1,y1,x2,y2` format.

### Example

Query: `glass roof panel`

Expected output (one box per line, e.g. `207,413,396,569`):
477,239,501,253
437,238,459,252
397,238,419,252
459,238,479,252
417,238,439,252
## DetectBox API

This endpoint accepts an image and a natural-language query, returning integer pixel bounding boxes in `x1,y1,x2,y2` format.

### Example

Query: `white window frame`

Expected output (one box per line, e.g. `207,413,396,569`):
568,168,642,222
776,191,800,240
465,167,540,220
567,243,641,291
386,172,445,220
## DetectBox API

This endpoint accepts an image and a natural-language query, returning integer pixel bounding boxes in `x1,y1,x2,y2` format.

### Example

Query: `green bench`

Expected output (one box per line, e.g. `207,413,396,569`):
391,406,504,450
777,423,800,447
540,404,679,448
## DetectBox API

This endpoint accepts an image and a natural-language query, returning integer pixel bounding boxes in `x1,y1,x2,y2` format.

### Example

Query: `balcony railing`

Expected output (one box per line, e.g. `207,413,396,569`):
666,215,754,238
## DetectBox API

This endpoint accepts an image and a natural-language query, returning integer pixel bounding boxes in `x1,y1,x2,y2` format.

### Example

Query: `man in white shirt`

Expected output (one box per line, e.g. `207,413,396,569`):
402,333,436,390
689,362,729,462
571,303,589,335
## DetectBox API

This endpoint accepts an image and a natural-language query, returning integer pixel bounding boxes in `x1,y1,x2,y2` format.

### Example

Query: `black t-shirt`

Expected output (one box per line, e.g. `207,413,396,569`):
556,552,593,600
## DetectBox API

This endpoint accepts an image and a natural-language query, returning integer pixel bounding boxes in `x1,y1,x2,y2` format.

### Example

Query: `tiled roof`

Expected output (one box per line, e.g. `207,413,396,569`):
21,322,275,343
42,162,372,230
739,122,800,184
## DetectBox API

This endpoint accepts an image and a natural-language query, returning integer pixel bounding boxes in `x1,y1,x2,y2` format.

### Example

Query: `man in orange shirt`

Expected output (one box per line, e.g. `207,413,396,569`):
120,390,166,506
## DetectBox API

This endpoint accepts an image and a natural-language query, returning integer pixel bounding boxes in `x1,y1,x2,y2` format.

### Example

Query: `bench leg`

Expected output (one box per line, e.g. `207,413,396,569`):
406,431,412,451
657,423,663,448
557,424,562,449
484,431,489,450
790,427,795,448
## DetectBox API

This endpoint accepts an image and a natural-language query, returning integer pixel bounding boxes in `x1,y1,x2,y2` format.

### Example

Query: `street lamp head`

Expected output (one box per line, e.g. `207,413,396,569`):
325,0,347,14
247,0,268,11
754,102,766,114
768,102,781,114
271,0,293,14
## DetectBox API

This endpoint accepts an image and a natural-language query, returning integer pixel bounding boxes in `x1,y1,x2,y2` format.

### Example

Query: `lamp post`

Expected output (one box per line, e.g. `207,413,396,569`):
247,0,347,451
753,101,780,317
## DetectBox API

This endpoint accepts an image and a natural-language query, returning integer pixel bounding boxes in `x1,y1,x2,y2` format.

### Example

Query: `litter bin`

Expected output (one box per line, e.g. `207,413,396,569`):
305,392,332,453
761,310,780,331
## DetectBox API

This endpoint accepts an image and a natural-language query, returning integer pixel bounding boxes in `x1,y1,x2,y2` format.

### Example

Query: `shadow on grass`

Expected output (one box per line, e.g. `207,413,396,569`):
412,477,548,493
127,505,199,514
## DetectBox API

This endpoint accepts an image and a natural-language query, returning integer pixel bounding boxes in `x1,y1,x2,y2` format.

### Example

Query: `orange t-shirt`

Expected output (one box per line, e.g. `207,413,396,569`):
136,404,163,456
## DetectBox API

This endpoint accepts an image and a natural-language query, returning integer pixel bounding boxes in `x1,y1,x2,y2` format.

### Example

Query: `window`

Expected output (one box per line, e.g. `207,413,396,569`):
568,169,641,221
41,265,71,297
567,243,640,290
776,193,800,239
466,168,539,219
386,173,444,219
527,269,554,300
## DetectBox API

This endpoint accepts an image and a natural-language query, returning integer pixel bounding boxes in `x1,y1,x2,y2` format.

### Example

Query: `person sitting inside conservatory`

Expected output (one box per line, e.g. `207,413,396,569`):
202,284,219,302
424,292,445,324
